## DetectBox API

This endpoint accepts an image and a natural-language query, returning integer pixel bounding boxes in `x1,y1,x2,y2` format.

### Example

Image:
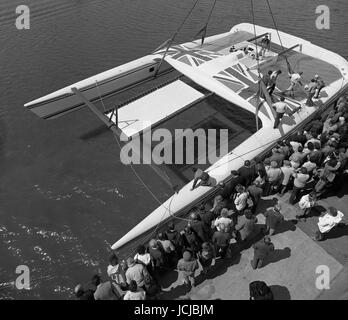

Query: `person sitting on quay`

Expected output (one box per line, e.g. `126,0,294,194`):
297,191,317,221
251,236,275,270
123,280,146,300
312,207,345,241
263,204,284,236
177,251,199,288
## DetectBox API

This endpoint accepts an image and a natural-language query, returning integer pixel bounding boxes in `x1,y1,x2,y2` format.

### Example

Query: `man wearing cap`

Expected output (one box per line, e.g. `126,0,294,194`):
177,251,199,287
125,257,149,289
251,236,275,269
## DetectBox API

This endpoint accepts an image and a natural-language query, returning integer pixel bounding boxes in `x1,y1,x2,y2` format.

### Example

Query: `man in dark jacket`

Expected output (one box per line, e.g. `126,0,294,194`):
212,226,231,258
264,204,284,235
251,236,275,269
238,160,256,187
189,211,209,243
220,170,246,199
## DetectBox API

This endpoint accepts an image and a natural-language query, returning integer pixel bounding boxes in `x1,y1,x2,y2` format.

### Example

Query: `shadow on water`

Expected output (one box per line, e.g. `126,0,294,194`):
269,285,291,300
79,125,109,140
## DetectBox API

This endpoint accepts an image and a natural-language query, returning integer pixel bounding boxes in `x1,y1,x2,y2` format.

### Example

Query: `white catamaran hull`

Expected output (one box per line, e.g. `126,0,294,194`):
24,23,348,251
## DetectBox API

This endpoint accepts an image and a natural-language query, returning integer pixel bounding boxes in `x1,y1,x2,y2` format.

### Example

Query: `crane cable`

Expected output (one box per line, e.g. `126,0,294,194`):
250,0,262,132
154,0,201,77
265,0,293,74
194,0,218,46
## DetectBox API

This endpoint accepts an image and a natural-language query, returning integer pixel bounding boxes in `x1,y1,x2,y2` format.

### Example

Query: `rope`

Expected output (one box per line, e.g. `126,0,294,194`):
250,0,261,76
155,0,201,76
250,0,262,132
194,0,218,46
265,0,293,74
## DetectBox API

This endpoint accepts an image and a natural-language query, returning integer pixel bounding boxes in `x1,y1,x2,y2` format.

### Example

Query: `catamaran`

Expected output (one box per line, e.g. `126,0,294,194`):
25,19,348,253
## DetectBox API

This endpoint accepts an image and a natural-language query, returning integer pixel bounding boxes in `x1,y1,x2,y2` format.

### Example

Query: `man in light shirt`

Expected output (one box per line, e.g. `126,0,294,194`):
282,71,303,97
273,96,290,129
313,207,345,241
297,191,317,221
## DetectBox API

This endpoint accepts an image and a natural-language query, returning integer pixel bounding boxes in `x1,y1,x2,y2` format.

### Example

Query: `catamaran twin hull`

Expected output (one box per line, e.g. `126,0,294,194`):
24,23,348,251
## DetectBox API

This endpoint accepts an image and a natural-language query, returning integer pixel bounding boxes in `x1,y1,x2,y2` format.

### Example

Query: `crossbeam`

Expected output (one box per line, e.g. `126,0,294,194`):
71,87,177,192
278,44,301,56
247,32,270,43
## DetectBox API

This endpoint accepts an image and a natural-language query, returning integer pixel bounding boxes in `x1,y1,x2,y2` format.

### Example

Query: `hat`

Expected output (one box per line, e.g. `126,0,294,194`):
126,257,135,267
183,251,192,261
270,161,278,168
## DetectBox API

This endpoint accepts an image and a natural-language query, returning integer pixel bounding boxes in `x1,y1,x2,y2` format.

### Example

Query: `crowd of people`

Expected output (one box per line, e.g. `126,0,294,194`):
74,93,348,300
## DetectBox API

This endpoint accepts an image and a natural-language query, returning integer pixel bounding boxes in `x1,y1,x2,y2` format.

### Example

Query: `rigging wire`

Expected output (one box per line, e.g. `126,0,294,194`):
94,82,191,259
265,0,293,74
250,0,262,132
194,0,218,46
154,0,201,76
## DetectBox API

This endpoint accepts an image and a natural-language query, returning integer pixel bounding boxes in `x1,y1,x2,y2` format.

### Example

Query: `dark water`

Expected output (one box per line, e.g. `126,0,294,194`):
0,0,347,299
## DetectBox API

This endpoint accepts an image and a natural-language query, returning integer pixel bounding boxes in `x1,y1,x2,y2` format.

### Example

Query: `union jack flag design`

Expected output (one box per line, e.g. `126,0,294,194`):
159,45,223,67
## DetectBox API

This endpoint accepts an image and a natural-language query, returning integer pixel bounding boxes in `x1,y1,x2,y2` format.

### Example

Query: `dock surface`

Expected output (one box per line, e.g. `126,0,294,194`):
159,185,348,300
